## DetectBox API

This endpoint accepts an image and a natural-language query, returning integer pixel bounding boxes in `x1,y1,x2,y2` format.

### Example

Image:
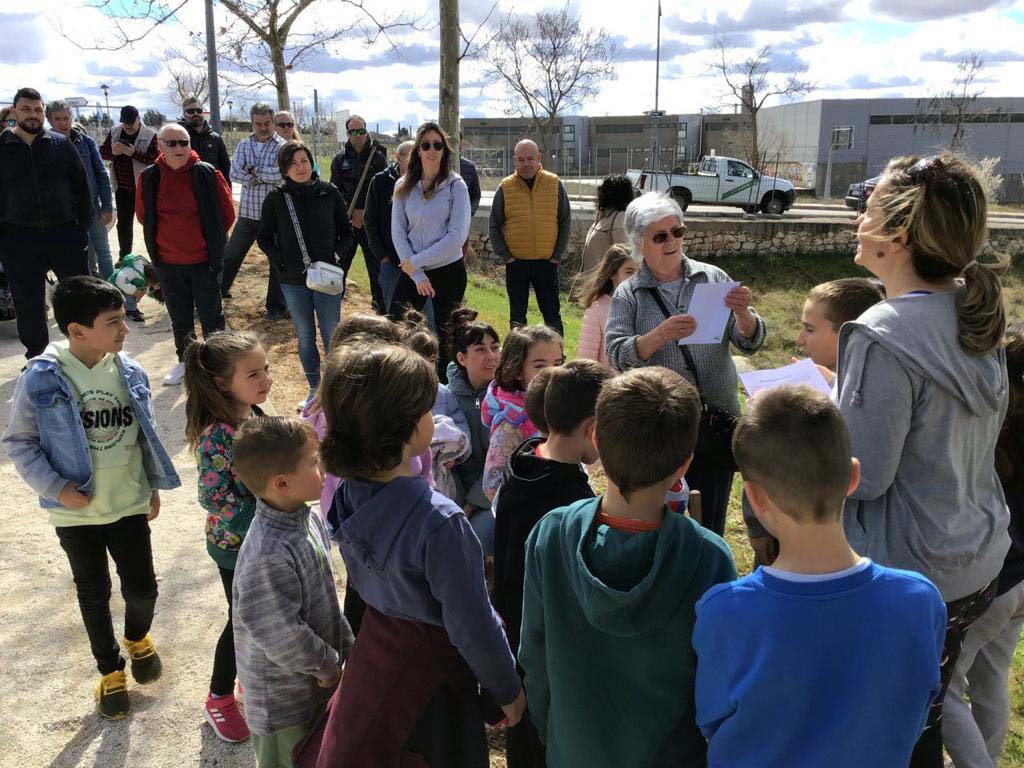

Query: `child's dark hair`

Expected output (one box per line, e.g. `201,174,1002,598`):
524,367,555,434
580,243,636,309
142,262,164,304
233,416,317,495
328,313,401,351
400,309,439,361
184,331,263,449
527,360,613,436
732,385,852,522
52,276,124,334
596,367,700,497
806,278,884,331
997,324,1024,489
449,307,500,372
495,325,563,391
320,343,437,479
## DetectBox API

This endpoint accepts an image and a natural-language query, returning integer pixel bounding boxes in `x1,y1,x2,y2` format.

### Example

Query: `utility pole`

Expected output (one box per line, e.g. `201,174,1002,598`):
645,0,665,188
205,0,221,132
438,0,460,140
313,89,321,162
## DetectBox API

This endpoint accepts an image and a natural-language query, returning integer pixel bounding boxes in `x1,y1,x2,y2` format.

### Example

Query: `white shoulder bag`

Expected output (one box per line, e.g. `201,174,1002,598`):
284,192,346,295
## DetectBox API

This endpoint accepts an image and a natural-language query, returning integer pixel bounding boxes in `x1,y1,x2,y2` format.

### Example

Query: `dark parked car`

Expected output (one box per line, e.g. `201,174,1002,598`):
845,175,881,211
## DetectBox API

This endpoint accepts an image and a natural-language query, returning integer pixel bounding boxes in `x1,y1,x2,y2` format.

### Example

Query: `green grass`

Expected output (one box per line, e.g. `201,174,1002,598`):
348,250,1024,766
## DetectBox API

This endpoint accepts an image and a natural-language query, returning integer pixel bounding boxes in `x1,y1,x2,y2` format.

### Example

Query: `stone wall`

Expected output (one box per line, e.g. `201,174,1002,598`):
466,212,1024,278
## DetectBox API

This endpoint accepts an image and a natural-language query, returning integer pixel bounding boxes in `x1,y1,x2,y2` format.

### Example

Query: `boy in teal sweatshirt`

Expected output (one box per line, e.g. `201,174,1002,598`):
518,367,736,768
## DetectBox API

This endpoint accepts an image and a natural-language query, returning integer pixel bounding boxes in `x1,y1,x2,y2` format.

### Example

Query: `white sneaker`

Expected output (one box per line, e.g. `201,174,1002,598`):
162,362,186,386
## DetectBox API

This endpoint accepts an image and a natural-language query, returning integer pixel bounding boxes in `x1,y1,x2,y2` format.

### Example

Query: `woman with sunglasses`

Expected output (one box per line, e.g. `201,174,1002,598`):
834,155,1010,768
391,121,472,381
605,192,765,536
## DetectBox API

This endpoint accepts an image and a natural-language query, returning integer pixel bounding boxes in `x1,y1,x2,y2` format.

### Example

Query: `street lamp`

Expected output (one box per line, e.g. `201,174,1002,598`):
100,84,110,128
226,99,233,131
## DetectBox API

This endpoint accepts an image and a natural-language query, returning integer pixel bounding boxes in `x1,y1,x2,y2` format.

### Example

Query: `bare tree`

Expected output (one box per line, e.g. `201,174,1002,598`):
484,5,617,166
708,36,813,169
62,0,421,111
930,53,985,152
165,61,208,108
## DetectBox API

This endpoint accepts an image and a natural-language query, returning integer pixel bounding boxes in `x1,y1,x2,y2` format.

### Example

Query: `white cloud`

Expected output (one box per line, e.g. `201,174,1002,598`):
2,0,1024,128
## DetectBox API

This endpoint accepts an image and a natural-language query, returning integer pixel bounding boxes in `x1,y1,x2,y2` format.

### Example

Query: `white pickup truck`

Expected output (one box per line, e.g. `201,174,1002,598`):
627,155,796,215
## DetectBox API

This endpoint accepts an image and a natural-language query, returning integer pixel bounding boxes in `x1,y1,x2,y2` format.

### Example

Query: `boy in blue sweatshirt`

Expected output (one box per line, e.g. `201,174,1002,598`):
519,367,736,768
2,276,180,719
694,385,946,768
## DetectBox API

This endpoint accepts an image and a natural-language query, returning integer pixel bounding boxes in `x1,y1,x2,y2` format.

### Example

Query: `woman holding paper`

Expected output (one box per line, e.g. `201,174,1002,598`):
605,192,766,535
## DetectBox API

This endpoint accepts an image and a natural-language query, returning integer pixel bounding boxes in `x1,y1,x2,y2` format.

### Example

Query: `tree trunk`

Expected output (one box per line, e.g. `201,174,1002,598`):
271,42,290,111
750,115,760,171
438,0,460,142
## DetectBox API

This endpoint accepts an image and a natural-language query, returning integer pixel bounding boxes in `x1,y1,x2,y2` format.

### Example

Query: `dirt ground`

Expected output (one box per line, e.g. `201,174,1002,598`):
0,231,508,767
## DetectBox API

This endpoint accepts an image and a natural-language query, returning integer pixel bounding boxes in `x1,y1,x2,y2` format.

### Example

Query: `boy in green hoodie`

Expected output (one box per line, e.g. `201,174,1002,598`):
519,366,736,768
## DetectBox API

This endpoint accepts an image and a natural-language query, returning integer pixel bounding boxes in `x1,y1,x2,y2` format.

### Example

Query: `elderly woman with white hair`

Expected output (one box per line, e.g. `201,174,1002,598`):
605,192,766,535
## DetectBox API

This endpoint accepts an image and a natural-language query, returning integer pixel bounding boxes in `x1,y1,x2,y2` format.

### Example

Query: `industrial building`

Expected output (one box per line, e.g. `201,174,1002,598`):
461,97,1024,201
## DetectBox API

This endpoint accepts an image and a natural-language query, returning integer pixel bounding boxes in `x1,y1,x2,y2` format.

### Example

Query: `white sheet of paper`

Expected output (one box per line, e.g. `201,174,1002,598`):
738,357,833,398
679,281,740,345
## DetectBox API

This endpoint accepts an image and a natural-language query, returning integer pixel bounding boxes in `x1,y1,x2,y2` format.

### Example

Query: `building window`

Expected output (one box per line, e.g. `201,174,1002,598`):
563,124,575,136
677,123,687,140
869,115,893,125
1012,113,1024,123
595,124,645,134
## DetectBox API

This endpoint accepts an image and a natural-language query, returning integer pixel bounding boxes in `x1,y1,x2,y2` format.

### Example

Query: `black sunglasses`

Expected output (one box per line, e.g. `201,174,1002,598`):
347,127,367,136
650,226,687,244
420,140,445,152
160,139,190,147
184,108,204,115
276,122,294,128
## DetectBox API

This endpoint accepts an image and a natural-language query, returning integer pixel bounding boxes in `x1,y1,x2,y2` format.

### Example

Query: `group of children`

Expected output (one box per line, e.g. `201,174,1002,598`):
3,248,1021,767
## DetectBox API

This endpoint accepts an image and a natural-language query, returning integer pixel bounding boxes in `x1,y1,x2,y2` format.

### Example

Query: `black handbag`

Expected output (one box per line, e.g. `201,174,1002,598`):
645,287,739,473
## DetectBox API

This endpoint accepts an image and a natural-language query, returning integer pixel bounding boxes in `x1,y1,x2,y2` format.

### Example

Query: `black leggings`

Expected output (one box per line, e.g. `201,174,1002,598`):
389,259,467,382
210,565,236,696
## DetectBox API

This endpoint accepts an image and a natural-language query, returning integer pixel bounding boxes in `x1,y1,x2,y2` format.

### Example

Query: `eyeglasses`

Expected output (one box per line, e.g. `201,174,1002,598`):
275,122,294,128
650,226,687,244
160,139,190,147
4,119,15,127
184,108,204,115
420,140,445,152
347,127,367,136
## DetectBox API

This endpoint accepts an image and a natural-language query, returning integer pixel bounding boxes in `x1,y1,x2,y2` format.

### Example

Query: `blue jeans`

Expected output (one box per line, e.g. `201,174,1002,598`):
89,212,136,312
280,283,343,390
469,507,495,557
378,260,401,313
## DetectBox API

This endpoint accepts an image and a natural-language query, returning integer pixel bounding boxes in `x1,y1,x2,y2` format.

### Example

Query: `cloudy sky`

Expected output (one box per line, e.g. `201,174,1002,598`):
4,0,1024,133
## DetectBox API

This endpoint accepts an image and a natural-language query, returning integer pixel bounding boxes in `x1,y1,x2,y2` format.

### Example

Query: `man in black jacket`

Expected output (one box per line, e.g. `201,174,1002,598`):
0,87,91,358
181,97,231,178
329,114,387,312
363,139,413,315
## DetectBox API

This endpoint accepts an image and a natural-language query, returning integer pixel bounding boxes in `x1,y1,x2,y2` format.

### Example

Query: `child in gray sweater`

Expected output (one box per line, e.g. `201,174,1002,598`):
231,416,354,767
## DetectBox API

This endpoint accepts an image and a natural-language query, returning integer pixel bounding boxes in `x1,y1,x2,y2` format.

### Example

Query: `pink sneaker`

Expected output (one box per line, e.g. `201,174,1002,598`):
203,693,250,742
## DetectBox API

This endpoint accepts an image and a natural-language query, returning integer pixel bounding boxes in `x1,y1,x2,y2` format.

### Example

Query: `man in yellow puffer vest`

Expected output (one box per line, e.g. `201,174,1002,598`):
488,139,570,335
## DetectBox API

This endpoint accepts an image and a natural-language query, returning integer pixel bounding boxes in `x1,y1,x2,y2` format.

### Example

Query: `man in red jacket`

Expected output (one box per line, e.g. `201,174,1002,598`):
135,123,235,385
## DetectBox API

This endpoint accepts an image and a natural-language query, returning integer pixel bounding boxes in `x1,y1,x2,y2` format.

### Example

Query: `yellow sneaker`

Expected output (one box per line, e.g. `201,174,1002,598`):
123,634,163,685
95,670,130,720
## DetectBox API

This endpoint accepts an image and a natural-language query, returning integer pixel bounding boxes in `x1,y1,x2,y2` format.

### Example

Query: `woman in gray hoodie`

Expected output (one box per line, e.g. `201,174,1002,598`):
836,154,1010,768
391,122,471,381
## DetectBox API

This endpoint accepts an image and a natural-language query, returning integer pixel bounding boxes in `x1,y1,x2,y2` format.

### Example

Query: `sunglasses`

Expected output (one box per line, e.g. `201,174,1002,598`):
160,139,190,148
347,127,367,136
276,122,294,128
650,226,687,244
4,119,15,127
420,140,445,152
184,108,204,115
907,155,942,184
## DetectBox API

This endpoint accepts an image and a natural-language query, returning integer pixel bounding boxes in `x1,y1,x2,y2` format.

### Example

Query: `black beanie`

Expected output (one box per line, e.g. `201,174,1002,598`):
119,105,139,123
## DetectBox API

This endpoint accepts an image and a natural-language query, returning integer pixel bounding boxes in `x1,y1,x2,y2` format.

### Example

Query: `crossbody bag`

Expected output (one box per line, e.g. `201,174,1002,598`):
284,192,346,296
645,286,739,473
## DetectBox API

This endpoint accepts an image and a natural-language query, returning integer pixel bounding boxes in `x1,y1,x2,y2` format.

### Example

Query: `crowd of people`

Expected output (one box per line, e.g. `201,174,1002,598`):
2,83,1024,768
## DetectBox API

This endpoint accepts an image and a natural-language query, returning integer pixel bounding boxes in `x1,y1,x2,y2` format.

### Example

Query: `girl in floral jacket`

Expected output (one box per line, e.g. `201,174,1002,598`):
185,331,273,744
